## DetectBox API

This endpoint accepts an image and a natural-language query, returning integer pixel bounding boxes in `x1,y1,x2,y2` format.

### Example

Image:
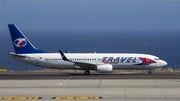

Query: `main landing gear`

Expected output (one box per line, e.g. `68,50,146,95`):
84,70,90,75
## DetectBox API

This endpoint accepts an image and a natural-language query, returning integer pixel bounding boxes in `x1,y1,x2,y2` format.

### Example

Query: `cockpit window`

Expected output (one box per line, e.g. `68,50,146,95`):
154,58,159,60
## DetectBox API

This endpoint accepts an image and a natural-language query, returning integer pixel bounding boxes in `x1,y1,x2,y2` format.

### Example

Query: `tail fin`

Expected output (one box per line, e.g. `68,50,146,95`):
8,24,48,54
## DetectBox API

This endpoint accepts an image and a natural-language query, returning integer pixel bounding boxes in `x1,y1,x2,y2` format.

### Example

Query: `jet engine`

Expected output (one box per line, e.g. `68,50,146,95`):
96,64,113,73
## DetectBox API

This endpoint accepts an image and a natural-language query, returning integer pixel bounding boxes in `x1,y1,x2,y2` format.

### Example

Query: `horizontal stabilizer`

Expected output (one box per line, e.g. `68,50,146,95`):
6,52,27,58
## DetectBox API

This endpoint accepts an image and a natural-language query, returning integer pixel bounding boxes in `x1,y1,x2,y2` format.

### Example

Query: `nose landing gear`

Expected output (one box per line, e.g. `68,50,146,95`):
148,70,152,74
84,70,90,75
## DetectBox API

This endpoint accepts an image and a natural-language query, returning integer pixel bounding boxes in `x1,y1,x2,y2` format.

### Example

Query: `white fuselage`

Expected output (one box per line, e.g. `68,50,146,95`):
13,53,167,70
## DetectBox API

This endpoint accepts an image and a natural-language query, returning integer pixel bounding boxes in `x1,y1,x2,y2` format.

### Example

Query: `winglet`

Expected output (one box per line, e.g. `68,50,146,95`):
65,49,70,53
59,50,69,61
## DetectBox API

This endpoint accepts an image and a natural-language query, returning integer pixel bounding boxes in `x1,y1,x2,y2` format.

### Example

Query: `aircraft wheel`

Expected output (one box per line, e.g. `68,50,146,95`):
148,70,152,74
84,70,90,75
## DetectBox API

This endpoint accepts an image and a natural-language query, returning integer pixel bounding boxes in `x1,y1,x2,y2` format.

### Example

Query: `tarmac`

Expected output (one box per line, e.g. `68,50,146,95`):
0,71,180,80
0,71,180,101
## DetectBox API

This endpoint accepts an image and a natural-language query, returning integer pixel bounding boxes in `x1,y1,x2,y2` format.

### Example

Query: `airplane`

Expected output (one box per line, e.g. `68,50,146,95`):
7,24,167,75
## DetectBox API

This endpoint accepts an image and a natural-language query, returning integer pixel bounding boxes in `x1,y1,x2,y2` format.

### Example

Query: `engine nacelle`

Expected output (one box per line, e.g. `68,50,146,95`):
96,64,113,73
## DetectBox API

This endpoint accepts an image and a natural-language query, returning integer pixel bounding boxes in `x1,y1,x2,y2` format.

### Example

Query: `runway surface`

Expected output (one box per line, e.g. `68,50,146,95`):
1,71,180,101
0,71,179,80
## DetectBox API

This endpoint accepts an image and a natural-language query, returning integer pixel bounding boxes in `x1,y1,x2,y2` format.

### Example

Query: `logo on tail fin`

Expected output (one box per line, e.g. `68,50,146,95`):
14,38,27,48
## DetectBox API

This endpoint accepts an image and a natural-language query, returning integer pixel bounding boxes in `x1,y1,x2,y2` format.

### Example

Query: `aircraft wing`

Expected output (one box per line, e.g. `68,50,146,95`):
73,61,97,70
59,50,103,70
7,52,27,58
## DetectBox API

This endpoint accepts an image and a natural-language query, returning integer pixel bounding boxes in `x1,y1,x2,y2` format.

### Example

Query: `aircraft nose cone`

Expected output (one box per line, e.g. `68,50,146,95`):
161,60,167,66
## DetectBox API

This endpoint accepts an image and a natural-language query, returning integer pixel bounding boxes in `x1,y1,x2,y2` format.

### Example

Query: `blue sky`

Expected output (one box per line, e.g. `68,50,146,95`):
0,0,180,31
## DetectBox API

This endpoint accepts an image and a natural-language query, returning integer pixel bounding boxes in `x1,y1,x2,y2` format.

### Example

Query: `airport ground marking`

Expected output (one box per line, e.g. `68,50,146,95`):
0,97,42,100
174,72,179,76
52,96,102,100
170,71,179,76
